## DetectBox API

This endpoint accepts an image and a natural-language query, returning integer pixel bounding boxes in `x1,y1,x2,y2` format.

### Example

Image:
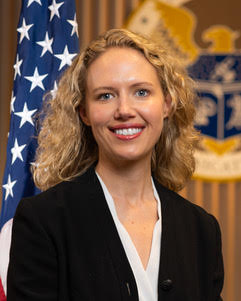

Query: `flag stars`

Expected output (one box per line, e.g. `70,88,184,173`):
14,102,37,128
51,81,58,97
27,0,42,7
24,67,48,92
37,32,53,57
17,18,33,43
10,92,16,113
48,0,64,21
13,54,23,79
2,175,17,201
11,139,26,165
67,14,79,37
55,45,77,70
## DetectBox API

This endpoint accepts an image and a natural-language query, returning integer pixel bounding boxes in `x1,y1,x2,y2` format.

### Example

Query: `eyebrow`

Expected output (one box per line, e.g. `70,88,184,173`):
92,86,116,93
92,82,154,93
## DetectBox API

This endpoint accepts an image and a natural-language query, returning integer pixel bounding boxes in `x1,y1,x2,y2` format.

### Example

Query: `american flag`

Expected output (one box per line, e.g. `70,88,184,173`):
0,0,79,298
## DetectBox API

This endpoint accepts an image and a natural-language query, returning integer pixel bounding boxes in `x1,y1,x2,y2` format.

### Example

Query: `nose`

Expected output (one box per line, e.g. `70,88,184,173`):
114,95,136,121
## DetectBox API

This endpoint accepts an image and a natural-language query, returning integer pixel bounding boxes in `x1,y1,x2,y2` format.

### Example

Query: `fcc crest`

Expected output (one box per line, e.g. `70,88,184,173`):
126,0,241,181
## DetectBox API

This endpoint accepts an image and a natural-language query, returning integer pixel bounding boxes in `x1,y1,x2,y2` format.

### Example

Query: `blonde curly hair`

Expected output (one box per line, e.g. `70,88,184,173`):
32,28,199,192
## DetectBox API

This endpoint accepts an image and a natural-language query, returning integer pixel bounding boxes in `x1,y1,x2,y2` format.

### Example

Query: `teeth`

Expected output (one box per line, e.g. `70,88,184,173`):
114,128,142,136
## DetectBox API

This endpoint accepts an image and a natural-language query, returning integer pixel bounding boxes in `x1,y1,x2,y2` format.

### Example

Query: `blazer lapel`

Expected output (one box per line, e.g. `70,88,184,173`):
80,167,139,300
74,167,179,299
154,179,179,294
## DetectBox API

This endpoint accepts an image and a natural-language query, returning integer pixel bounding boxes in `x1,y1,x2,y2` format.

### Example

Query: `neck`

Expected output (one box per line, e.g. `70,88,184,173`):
96,157,154,206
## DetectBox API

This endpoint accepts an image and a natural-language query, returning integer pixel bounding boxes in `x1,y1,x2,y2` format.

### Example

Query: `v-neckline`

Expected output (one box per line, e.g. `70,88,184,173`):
96,172,162,271
118,217,161,272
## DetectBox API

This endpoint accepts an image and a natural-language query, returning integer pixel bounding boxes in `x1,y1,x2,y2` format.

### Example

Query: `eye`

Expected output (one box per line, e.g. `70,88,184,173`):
135,89,149,97
97,93,114,100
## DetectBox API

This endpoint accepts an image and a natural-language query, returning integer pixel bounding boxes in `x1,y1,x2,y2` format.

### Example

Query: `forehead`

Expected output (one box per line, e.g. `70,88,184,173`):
86,47,160,87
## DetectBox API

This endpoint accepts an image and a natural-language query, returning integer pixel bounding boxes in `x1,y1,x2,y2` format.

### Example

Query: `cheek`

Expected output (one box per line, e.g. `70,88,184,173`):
87,106,110,128
141,102,166,124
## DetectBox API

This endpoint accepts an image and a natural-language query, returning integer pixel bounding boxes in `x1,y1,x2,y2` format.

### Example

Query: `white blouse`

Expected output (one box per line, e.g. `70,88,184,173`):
96,173,162,301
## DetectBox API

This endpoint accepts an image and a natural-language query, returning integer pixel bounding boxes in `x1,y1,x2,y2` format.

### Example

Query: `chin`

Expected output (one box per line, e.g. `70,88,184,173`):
112,151,151,165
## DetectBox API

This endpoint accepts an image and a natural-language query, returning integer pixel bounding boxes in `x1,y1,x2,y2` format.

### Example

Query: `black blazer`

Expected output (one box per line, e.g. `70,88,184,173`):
7,166,224,301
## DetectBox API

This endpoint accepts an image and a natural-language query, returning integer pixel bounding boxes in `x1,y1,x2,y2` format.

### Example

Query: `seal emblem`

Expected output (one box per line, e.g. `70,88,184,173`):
126,0,241,180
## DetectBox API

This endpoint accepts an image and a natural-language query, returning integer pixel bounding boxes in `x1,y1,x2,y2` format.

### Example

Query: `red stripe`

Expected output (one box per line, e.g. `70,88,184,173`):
0,277,6,301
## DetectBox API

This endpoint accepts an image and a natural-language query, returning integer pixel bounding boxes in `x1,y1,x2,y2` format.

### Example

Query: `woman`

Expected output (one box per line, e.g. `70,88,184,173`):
7,29,224,300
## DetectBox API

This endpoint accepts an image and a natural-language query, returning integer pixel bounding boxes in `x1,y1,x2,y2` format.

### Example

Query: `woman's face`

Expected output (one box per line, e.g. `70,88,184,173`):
80,47,171,166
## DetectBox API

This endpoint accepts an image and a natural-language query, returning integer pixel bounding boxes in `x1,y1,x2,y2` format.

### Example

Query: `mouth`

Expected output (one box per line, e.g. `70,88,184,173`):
113,128,142,135
109,125,145,140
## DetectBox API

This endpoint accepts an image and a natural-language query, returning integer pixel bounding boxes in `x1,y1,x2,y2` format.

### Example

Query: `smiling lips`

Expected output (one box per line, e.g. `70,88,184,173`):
109,124,145,140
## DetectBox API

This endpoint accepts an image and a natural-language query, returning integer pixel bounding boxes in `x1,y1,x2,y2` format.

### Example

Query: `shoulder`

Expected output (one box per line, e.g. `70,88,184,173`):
15,166,100,222
154,179,220,235
154,180,222,265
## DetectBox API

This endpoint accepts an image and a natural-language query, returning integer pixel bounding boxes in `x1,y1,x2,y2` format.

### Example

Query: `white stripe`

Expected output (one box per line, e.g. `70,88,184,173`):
0,218,13,294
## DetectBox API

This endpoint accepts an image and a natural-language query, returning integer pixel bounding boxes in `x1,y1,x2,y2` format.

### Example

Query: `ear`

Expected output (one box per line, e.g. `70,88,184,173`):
164,93,172,118
79,106,91,126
